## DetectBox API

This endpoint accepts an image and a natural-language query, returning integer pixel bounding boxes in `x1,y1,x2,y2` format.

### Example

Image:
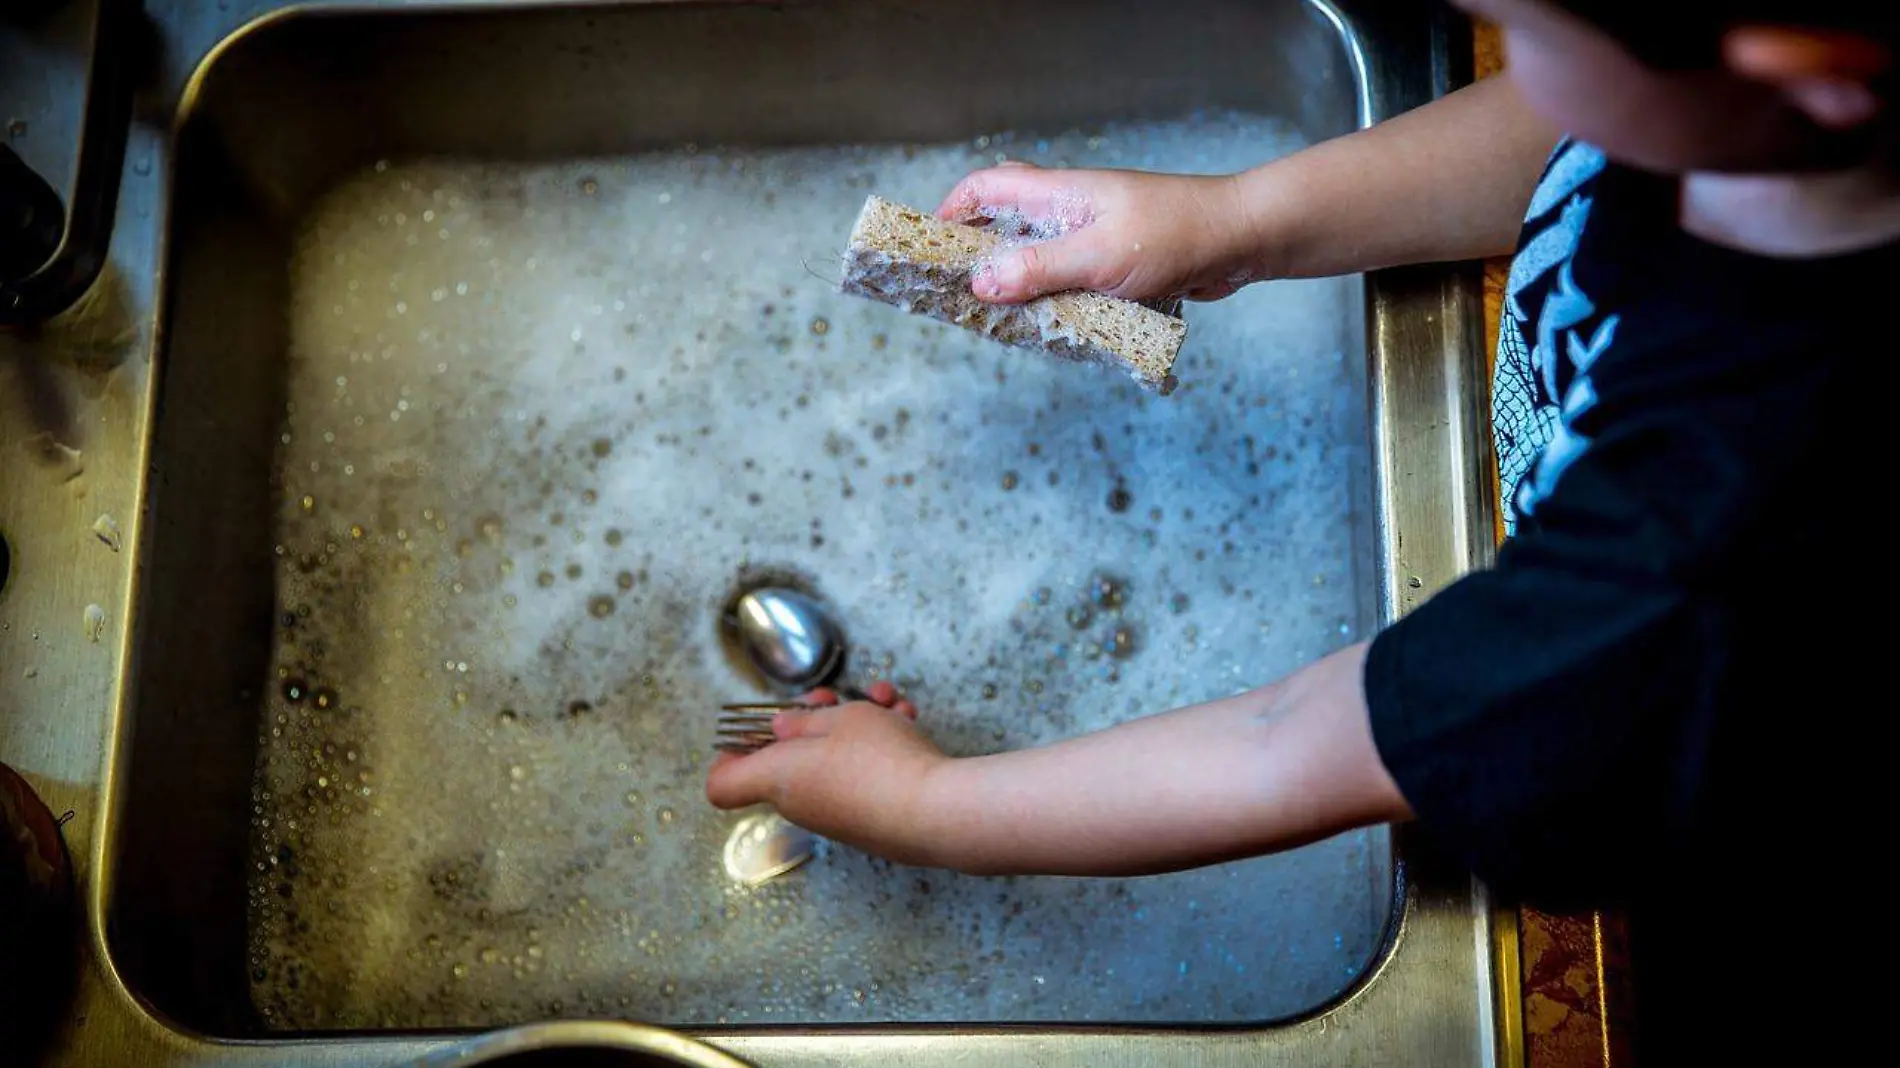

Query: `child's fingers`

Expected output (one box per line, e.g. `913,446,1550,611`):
936,163,1065,224
706,740,808,809
974,232,1117,304
800,687,841,707
774,705,843,741
860,680,917,719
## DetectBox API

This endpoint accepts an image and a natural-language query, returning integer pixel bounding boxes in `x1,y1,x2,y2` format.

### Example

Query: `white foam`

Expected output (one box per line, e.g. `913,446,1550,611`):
248,111,1386,1030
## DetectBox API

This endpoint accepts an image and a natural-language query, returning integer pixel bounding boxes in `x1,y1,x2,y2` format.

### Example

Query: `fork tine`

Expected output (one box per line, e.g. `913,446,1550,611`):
715,704,797,756
717,730,776,743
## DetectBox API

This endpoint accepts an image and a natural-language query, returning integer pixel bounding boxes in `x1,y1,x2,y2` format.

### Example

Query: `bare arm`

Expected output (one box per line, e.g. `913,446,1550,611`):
940,75,1559,303
705,643,1411,878
1243,74,1560,278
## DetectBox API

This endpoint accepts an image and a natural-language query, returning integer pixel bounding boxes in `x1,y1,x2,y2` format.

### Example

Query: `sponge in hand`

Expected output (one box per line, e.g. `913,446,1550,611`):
840,196,1185,393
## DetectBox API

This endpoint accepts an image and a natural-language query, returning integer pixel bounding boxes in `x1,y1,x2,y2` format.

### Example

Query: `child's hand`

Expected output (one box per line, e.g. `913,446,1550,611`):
705,681,950,867
937,162,1263,304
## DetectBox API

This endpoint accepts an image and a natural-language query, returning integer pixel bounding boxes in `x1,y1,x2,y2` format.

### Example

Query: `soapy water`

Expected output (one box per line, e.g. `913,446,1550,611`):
246,110,1387,1030
970,188,1095,285
979,189,1095,242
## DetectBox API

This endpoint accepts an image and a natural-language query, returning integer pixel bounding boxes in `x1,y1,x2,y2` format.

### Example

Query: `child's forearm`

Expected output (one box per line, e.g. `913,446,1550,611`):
1243,76,1560,279
917,643,1412,877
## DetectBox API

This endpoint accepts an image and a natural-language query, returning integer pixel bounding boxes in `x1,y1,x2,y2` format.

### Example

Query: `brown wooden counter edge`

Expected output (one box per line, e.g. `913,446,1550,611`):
1472,19,1637,1068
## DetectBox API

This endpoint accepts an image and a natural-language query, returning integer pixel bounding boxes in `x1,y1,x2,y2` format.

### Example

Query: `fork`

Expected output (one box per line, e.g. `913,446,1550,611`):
715,688,871,755
714,709,782,755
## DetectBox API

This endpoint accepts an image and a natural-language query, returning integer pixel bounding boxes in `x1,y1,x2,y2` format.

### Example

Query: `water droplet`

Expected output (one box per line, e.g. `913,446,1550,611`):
615,570,635,591
299,494,316,513
92,513,123,552
82,603,107,642
658,808,677,825
537,571,555,588
809,317,829,336
1065,605,1093,630
588,595,615,618
1170,592,1190,614
282,680,307,703
1000,471,1019,491
313,688,336,710
509,765,526,781
591,437,613,458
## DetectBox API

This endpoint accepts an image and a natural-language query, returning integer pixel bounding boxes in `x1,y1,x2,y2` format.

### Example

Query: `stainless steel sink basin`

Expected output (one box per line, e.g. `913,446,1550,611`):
0,2,1508,1065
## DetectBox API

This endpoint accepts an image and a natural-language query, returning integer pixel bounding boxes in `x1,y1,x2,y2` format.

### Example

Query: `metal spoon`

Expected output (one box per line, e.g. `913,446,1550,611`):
727,587,843,692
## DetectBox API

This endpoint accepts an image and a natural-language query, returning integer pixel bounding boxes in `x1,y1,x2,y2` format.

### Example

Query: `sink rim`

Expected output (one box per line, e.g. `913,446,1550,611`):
66,0,1514,1064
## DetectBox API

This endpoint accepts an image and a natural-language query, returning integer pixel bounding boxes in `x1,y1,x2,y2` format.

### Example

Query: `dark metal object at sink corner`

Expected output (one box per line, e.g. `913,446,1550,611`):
0,0,138,326
0,1,1515,1066
0,761,79,1065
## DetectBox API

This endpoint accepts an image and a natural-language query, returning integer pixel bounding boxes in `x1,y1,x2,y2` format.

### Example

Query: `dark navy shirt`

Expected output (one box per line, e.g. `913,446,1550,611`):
1364,140,1885,1057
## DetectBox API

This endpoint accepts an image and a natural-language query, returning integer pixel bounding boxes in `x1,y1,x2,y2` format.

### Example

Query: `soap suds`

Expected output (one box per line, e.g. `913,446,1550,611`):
245,111,1386,1031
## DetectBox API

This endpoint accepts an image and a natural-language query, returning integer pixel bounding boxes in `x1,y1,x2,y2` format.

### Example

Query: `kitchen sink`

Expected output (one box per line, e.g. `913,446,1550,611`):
1,1,1506,1065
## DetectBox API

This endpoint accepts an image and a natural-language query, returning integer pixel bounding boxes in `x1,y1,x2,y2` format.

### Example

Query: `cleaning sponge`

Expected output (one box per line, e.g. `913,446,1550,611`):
840,196,1185,393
